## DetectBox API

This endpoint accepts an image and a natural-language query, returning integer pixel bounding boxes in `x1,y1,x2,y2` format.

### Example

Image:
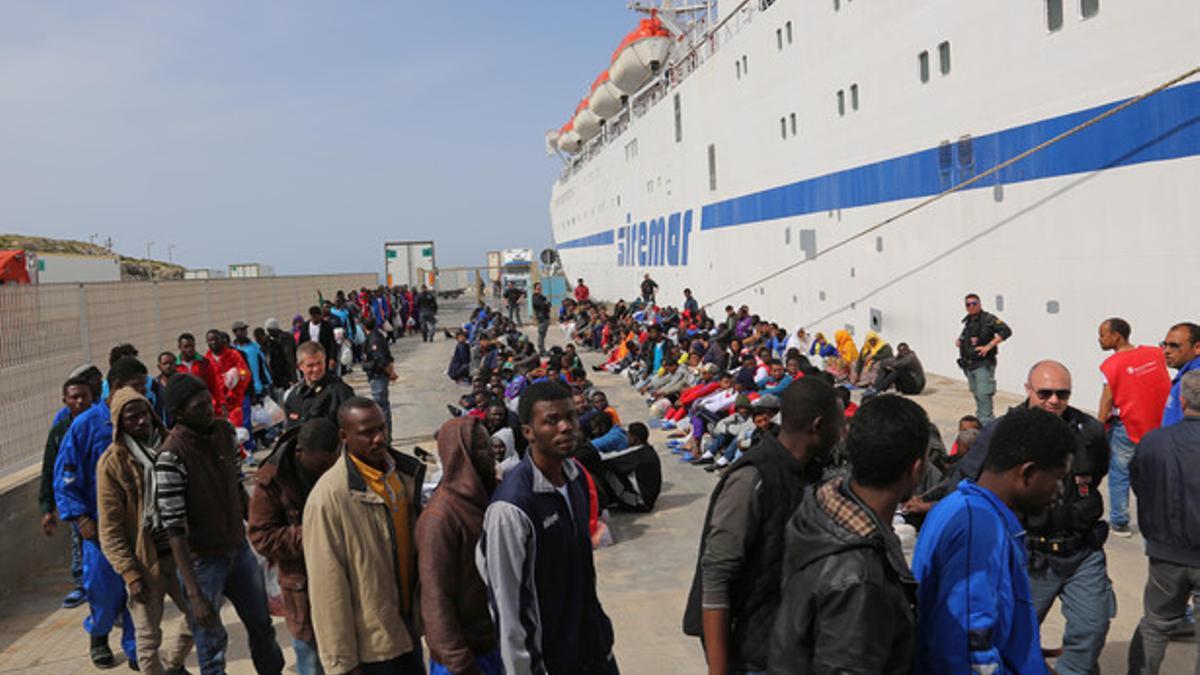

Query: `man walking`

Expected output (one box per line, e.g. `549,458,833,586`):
204,329,251,429
478,381,618,675
683,378,845,675
96,387,194,674
1161,322,1200,427
640,273,658,306
39,375,95,610
55,358,149,668
156,374,285,675
503,282,525,325
361,316,397,438
417,418,502,675
249,418,341,675
955,292,1012,423
298,305,338,373
176,333,220,411
262,318,298,404
1097,318,1170,537
912,406,1076,674
531,282,552,354
232,320,272,402
683,288,700,315
416,285,439,343
304,398,426,674
284,342,355,430
1128,370,1200,674
768,395,927,673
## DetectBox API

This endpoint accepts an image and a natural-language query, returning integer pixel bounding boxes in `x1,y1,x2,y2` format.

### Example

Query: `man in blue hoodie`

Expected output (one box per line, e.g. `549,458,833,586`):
55,357,149,668
912,406,1075,674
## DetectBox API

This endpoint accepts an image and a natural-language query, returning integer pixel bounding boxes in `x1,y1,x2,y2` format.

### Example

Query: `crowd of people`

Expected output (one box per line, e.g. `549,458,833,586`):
32,268,1200,675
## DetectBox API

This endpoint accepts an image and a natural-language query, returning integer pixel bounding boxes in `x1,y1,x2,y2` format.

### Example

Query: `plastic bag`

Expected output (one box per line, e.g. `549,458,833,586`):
339,341,353,367
251,396,285,431
353,323,366,346
380,320,393,333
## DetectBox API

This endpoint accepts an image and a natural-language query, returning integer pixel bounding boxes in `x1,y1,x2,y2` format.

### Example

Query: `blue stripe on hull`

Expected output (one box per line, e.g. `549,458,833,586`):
554,80,1200,248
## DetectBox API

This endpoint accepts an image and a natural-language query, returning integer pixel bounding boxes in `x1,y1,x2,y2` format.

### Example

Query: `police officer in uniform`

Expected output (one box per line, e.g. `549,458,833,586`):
956,292,1013,423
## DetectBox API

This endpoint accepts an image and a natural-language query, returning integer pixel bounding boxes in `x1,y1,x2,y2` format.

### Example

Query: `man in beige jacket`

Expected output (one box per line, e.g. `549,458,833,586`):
303,397,426,675
96,387,193,674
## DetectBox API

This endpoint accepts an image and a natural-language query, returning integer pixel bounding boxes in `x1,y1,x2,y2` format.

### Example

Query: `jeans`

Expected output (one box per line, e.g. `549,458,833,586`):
537,320,549,353
369,376,392,439
1128,558,1200,674
178,540,284,675
1029,547,1114,675
82,539,137,660
507,304,522,325
874,368,922,395
1108,422,1136,528
429,649,503,675
420,311,436,342
71,523,84,588
293,638,325,675
965,364,997,423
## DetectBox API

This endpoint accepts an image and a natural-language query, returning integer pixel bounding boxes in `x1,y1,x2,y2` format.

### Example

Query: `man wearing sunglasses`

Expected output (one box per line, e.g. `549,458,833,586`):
1161,322,1200,428
950,360,1112,674
956,293,1012,423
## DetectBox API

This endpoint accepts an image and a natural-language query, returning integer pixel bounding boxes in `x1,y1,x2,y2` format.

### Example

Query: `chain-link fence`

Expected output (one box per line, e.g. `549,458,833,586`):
0,273,375,478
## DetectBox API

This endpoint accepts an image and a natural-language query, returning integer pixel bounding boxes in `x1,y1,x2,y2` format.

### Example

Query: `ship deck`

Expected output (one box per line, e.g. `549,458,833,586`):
0,298,1191,673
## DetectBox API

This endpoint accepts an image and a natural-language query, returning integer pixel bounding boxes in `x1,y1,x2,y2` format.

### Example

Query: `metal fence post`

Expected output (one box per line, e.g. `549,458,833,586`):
77,284,92,363
152,281,163,349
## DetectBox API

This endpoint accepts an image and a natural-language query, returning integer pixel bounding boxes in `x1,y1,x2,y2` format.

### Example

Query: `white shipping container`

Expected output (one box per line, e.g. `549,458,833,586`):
228,263,276,278
384,241,435,289
31,252,121,284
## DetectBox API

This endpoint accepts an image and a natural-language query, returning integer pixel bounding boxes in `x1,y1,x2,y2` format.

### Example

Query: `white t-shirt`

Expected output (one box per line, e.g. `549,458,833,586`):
309,322,321,343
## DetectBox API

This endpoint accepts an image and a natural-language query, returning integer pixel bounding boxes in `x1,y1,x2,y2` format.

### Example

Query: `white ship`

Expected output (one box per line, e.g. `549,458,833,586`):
547,0,1200,400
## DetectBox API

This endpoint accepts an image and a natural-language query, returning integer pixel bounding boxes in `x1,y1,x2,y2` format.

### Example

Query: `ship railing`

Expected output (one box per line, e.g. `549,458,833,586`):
558,0,759,182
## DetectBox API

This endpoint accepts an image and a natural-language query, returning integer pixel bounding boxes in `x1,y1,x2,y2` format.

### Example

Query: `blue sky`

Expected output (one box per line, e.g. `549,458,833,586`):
0,3,639,274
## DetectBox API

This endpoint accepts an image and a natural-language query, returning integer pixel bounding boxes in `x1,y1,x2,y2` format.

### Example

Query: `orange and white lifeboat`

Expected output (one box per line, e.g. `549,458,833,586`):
588,71,624,119
572,99,602,142
609,16,673,94
558,121,582,154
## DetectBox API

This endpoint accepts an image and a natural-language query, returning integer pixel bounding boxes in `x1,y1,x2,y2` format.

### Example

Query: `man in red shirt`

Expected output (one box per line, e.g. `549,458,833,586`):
1097,317,1171,537
205,329,252,428
574,278,590,303
176,332,221,411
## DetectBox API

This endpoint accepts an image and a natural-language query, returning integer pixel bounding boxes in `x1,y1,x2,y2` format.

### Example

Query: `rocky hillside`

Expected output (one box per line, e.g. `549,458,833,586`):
0,234,186,281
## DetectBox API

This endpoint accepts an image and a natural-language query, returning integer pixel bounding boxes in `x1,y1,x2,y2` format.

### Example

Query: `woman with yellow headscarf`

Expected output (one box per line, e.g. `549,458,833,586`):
851,331,893,386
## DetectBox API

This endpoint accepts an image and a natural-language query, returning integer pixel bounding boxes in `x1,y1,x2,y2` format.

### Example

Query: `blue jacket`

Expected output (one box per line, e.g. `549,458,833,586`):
235,342,273,396
591,425,628,454
1163,356,1200,427
912,480,1046,675
53,402,112,522
758,374,794,397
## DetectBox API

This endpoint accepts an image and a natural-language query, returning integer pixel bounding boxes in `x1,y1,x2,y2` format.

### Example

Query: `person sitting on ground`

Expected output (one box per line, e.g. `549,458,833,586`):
447,331,471,383
827,330,858,382
598,422,663,513
870,341,926,395
948,415,982,457
850,331,892,387
757,359,794,397
586,411,629,455
702,394,755,472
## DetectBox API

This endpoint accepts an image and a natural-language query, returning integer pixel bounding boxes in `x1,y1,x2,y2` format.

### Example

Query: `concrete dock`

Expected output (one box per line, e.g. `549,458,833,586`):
0,298,1191,672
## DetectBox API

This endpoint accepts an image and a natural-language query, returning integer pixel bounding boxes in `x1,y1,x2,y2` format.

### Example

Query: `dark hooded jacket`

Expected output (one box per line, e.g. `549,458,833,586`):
768,477,917,674
415,418,498,673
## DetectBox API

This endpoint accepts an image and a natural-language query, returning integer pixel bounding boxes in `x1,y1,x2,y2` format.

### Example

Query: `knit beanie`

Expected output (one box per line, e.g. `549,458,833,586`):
734,393,752,409
165,373,209,413
735,367,756,390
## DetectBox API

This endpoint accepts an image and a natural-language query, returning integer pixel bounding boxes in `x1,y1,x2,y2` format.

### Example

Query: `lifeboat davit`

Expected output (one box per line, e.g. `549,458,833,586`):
558,121,582,154
588,71,624,119
609,16,673,94
572,99,602,142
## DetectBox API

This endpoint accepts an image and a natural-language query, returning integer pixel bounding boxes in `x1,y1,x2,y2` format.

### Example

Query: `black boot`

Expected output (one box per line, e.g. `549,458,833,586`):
90,634,116,669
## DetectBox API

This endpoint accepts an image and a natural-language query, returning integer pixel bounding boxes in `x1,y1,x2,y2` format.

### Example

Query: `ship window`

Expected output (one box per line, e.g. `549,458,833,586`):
938,41,951,75
1080,0,1098,18
957,134,975,173
735,60,742,79
1046,300,1060,314
837,90,845,116
1046,0,1064,31
785,228,791,244
786,21,793,44
819,290,827,301
742,54,748,74
780,117,787,139
624,139,638,161
799,229,817,259
870,308,882,331
789,113,797,135
850,84,859,111
777,28,783,50
938,140,952,187
995,294,1005,311
875,236,883,252
918,51,930,83
833,0,840,10
674,93,682,143
708,144,717,191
